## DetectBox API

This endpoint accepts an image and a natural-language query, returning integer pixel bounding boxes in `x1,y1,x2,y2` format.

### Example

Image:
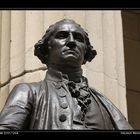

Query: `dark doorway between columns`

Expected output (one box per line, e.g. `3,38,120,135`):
122,10,140,129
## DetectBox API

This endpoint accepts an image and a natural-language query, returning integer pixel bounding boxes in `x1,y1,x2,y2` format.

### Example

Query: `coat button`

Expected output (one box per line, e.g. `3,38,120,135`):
59,114,67,122
60,103,68,109
59,91,66,97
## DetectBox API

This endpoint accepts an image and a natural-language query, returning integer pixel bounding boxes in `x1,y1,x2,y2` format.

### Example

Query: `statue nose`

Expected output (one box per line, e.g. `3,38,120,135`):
67,33,76,48
69,33,74,41
67,41,76,48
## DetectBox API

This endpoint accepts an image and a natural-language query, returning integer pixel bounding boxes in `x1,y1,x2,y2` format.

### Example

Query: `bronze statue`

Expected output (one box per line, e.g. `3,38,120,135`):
0,19,133,130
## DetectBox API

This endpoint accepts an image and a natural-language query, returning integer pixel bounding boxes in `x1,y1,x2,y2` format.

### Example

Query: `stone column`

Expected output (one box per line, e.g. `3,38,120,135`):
24,11,45,83
102,11,119,107
44,10,65,30
114,11,127,118
25,11,44,71
102,11,127,118
0,11,11,111
85,10,104,94
9,11,25,91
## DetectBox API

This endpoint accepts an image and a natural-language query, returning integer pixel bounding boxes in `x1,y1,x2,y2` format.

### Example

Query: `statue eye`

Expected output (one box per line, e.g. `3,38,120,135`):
55,31,69,39
73,33,84,43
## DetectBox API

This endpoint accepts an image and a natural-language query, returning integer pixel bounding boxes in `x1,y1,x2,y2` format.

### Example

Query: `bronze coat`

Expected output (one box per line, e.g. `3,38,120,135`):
0,69,132,130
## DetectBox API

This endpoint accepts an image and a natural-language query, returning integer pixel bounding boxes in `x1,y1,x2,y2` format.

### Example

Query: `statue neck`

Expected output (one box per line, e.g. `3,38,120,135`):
48,65,83,82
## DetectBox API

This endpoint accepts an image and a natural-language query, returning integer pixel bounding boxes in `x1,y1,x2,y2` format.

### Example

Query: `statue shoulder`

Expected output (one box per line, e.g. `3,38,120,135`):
4,81,45,108
10,81,45,97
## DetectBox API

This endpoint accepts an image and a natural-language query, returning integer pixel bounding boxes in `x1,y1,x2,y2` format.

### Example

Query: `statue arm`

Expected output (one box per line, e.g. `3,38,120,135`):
0,83,33,130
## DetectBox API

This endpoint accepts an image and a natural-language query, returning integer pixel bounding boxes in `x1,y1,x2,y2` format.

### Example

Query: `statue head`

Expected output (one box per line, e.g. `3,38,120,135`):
34,19,97,66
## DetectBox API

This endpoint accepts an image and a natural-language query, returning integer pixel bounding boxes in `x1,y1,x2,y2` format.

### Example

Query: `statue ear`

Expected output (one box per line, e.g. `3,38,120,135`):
83,48,97,64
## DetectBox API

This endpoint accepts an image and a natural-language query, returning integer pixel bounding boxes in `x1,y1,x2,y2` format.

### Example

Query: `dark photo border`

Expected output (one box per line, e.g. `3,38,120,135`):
0,0,140,138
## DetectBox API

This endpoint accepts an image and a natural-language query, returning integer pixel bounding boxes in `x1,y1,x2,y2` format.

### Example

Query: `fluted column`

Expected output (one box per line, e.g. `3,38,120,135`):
9,11,25,91
102,11,119,107
0,11,11,85
25,11,44,71
10,11,25,77
114,11,127,118
44,11,65,30
85,11,104,93
0,11,11,111
24,11,45,83
0,12,1,86
102,11,127,118
64,10,86,27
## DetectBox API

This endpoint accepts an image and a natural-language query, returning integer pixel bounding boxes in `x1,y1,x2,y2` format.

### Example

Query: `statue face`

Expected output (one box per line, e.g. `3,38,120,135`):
47,22,87,68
